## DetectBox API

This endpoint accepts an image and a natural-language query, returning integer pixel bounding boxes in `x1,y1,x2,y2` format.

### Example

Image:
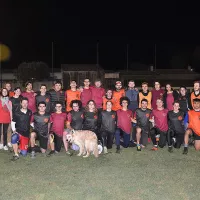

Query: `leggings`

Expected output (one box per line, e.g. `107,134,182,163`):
150,127,167,148
167,129,184,148
0,123,9,146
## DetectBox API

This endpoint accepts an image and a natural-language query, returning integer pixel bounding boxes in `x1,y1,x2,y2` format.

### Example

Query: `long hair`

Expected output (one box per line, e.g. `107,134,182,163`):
84,100,98,113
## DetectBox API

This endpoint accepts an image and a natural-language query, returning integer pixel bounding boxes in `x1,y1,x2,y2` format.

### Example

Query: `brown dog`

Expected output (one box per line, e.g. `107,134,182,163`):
66,130,99,158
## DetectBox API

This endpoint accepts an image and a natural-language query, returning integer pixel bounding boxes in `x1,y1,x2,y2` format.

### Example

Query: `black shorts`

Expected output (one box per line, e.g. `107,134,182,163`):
34,131,48,150
192,130,200,140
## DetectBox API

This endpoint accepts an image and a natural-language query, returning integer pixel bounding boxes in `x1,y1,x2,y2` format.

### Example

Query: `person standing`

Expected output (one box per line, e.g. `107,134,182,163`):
80,78,92,108
190,81,200,109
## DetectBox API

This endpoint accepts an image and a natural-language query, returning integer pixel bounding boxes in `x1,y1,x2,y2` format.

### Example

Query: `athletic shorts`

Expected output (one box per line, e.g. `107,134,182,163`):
192,130,200,140
19,135,29,151
34,131,48,150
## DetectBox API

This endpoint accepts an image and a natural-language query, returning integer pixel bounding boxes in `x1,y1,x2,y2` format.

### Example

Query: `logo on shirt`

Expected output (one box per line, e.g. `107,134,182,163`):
94,115,97,119
178,116,183,121
146,113,150,118
44,118,49,123
76,94,79,98
160,93,163,96
81,114,84,118
46,98,49,102
112,114,115,119
163,113,167,117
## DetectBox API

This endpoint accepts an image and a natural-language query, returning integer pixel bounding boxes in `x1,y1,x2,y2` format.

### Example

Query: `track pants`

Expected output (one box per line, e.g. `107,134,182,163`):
101,130,114,149
150,127,167,148
115,128,130,148
167,129,184,148
0,123,9,146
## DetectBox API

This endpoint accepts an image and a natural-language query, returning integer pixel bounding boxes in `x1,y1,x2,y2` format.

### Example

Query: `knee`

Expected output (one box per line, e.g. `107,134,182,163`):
11,133,19,144
30,132,36,139
20,150,28,156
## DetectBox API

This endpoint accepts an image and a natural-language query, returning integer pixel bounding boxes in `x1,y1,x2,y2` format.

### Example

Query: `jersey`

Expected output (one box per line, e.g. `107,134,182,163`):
187,110,200,136
67,110,84,130
82,111,98,133
50,112,67,137
102,97,116,110
151,89,164,110
90,86,105,108
10,96,22,114
99,110,117,133
134,108,151,131
125,89,139,111
31,112,50,136
12,109,32,137
65,89,81,112
0,99,12,123
190,92,200,109
112,89,125,111
35,93,51,113
168,111,185,134
139,91,152,109
81,88,92,107
22,91,36,113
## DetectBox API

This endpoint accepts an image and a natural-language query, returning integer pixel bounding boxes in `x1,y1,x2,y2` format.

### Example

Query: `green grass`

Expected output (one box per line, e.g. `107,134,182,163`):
0,146,200,200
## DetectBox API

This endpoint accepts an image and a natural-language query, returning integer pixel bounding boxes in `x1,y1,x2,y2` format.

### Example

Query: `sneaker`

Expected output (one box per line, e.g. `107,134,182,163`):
116,148,121,154
168,146,173,153
66,151,73,156
11,155,19,161
137,145,141,151
30,151,36,158
104,146,108,154
47,150,55,156
0,143,3,149
151,146,158,151
3,146,8,151
183,147,188,154
7,142,12,148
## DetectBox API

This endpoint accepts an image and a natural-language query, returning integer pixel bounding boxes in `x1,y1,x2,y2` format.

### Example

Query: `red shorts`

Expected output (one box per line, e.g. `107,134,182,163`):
19,134,29,151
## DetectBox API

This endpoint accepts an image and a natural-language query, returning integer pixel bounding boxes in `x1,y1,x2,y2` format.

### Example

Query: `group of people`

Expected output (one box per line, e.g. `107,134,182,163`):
0,78,199,161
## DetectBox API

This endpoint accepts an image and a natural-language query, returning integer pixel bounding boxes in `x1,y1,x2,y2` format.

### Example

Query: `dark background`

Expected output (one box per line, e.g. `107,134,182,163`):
1,1,200,71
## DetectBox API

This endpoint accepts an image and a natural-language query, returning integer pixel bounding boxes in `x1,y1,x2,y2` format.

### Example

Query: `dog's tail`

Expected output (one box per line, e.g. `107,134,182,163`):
93,142,99,158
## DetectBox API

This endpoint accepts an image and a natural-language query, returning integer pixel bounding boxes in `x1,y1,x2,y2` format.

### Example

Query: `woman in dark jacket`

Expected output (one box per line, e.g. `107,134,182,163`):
163,84,179,110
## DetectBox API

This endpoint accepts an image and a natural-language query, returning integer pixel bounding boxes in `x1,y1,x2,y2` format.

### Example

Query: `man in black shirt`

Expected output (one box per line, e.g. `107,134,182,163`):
167,101,185,152
132,99,151,151
30,101,51,158
35,84,51,113
98,101,117,153
11,97,32,161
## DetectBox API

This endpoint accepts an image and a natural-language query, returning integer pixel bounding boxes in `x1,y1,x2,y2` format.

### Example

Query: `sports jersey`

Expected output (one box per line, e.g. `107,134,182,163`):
50,112,67,137
190,92,200,109
102,97,116,110
117,109,133,134
22,91,36,113
12,109,32,137
151,89,165,110
139,91,152,109
82,111,98,132
112,89,125,111
67,110,84,130
187,110,200,136
166,93,174,111
125,88,139,111
81,88,92,107
99,110,117,133
90,86,105,108
31,112,50,136
35,93,51,113
168,111,185,133
178,94,190,114
150,109,168,132
10,96,22,114
49,89,65,112
134,108,151,130
9,91,14,98
65,89,81,112
0,99,12,123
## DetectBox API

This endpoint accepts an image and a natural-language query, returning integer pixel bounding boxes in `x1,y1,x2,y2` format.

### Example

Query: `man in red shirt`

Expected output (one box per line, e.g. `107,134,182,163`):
151,81,165,110
150,98,168,150
80,78,92,108
115,97,133,153
90,79,105,110
22,81,36,113
183,98,200,154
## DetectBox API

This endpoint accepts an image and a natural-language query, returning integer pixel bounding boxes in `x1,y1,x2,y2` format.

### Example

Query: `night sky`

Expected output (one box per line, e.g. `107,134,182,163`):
1,2,200,71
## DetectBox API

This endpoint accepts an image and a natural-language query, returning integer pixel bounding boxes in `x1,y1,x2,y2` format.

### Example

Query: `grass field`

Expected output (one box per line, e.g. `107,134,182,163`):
0,145,200,200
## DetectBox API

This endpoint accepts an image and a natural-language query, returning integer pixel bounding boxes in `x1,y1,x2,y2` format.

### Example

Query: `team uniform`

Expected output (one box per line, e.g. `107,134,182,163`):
82,111,98,134
67,110,84,130
81,88,92,108
102,96,116,110
115,109,133,148
21,91,36,113
65,90,81,112
35,93,51,113
163,91,178,111
50,112,67,152
150,109,168,148
11,109,32,155
190,92,200,109
90,86,105,109
125,88,139,112
139,91,152,110
151,89,165,110
31,112,50,150
167,111,185,148
112,89,125,111
98,110,117,149
134,108,151,146
10,96,22,114
178,94,190,115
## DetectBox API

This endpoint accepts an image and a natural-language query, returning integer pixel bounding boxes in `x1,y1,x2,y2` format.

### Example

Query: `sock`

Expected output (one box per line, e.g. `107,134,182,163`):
184,144,188,148
154,145,158,147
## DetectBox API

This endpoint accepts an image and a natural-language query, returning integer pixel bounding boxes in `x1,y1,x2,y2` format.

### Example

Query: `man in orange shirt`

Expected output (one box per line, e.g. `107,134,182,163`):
102,89,116,110
183,98,200,154
65,80,81,112
139,82,152,109
112,81,125,111
190,81,200,109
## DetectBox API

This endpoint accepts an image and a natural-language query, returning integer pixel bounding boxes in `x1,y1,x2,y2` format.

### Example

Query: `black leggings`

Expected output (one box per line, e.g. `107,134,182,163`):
150,127,167,148
101,131,113,149
0,123,9,146
53,133,63,152
167,129,184,148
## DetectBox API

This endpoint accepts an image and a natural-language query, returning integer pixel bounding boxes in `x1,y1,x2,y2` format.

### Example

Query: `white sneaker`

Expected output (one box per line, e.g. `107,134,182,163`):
3,146,8,151
7,142,12,148
0,144,3,149
104,146,108,154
